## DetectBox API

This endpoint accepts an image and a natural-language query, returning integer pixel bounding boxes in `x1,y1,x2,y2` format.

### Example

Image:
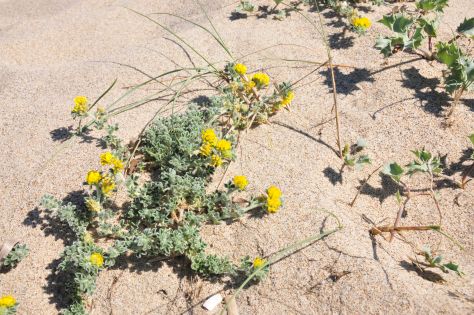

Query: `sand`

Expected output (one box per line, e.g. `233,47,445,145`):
0,0,473,314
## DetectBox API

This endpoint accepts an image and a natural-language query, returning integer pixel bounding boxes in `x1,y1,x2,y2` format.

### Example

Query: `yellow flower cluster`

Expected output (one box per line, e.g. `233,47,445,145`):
253,257,266,269
233,175,248,191
89,252,104,267
86,170,102,185
0,295,16,308
274,90,295,111
266,185,282,213
199,129,233,167
352,17,371,29
101,176,116,196
244,80,256,93
233,63,247,76
85,198,101,212
281,90,294,106
100,152,123,173
71,96,88,115
85,169,116,196
201,128,218,146
252,72,270,88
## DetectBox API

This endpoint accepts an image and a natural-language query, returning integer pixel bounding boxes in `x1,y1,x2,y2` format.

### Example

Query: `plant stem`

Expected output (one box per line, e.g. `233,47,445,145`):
461,161,474,189
350,165,382,207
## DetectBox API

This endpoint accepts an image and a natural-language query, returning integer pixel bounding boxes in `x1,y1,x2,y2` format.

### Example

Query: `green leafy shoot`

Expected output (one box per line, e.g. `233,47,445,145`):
457,17,474,38
383,162,404,183
342,139,371,169
420,246,463,276
2,244,29,270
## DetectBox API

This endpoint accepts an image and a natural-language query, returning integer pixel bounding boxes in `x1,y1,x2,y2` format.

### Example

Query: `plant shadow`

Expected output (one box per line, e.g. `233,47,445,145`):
320,67,375,95
400,67,474,116
359,173,401,204
399,260,445,283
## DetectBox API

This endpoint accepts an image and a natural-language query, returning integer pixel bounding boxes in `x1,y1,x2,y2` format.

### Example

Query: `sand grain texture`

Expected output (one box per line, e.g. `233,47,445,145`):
0,0,473,314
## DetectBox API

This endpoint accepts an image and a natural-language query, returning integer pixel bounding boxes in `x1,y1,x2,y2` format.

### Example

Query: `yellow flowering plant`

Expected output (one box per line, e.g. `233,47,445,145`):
198,128,234,168
351,16,371,32
222,62,295,129
38,11,309,314
0,295,17,309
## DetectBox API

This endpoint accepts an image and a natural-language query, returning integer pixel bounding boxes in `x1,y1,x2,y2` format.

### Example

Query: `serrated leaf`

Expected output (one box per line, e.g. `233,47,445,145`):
469,134,474,146
419,18,438,37
375,36,393,57
436,42,460,66
416,0,449,12
457,17,474,38
378,14,397,30
383,162,404,182
393,15,414,33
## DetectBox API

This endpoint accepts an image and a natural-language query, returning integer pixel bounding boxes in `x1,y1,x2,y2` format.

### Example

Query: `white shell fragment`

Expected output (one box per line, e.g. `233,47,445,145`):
203,293,223,311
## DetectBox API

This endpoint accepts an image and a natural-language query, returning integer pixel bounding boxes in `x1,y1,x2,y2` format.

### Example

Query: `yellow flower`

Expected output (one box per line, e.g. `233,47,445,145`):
210,154,223,167
199,143,212,156
111,157,124,173
253,257,266,269
281,90,294,106
233,63,247,75
101,176,116,196
252,72,270,88
83,232,95,244
85,198,101,212
89,252,104,267
221,149,233,159
216,139,232,152
267,196,282,213
244,80,256,93
233,175,248,191
86,170,102,185
267,186,282,199
0,295,16,308
100,152,114,165
72,96,89,115
201,128,218,146
352,17,371,29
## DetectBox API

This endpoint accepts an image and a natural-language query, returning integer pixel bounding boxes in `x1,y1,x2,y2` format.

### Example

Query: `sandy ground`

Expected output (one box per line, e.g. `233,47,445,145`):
1,0,473,314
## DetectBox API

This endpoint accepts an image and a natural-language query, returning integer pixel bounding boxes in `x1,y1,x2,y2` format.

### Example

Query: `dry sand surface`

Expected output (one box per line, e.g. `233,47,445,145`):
1,0,474,314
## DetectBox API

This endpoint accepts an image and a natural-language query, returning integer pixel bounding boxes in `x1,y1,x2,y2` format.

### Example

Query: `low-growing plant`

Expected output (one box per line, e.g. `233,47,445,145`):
1,244,29,271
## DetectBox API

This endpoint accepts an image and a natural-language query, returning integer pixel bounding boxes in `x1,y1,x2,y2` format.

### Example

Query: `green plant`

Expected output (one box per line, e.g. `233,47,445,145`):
1,244,29,270
368,148,464,277
435,21,474,122
413,246,463,276
342,138,371,169
375,0,449,58
234,0,376,31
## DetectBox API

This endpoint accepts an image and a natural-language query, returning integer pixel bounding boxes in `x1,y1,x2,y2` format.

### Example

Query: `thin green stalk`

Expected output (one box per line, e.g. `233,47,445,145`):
106,68,193,111
89,79,117,111
126,8,219,72
150,12,233,59
223,210,342,314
